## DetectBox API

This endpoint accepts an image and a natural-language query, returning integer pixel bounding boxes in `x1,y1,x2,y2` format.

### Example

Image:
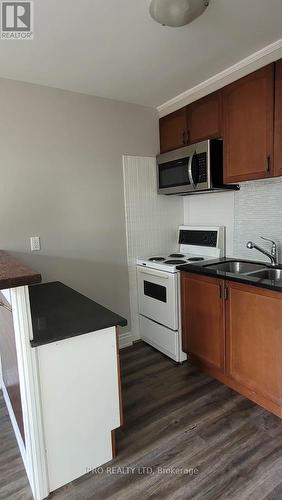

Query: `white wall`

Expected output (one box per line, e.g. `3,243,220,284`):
0,78,158,330
183,192,235,256
123,156,183,342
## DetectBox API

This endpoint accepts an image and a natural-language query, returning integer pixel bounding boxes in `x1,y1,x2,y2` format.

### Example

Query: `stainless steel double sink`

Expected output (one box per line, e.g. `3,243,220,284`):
204,260,282,283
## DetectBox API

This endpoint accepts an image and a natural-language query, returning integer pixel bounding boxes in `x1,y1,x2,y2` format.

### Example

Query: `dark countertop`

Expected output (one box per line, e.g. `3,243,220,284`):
29,281,127,347
177,257,282,293
0,251,41,290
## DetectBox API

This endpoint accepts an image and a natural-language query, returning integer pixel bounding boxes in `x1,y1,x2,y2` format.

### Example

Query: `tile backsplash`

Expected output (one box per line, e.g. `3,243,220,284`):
234,178,282,263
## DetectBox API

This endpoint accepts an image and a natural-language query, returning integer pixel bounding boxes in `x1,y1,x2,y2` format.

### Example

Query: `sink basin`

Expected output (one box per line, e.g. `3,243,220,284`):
247,269,282,282
204,260,267,275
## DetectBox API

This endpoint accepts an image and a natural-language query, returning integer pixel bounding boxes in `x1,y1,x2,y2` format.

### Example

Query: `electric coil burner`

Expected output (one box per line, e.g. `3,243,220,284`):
187,257,205,262
169,253,184,258
148,257,165,262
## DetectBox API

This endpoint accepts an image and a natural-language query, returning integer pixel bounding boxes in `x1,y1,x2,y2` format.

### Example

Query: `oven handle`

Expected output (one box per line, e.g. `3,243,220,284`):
188,151,196,190
138,268,169,279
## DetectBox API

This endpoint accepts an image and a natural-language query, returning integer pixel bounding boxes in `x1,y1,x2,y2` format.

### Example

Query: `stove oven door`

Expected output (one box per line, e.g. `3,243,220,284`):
137,266,178,331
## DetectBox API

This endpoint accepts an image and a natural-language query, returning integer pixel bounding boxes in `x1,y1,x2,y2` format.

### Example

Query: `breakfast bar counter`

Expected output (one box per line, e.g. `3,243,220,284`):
0,252,127,500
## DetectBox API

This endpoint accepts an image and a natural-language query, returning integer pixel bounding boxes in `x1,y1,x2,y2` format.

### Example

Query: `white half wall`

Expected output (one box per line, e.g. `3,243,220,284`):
123,156,183,342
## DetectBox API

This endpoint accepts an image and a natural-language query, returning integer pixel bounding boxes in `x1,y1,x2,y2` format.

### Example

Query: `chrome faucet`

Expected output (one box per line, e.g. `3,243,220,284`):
246,237,279,266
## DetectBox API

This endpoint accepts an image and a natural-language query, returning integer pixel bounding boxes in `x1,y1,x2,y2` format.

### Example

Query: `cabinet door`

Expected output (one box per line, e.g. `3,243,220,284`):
226,282,282,406
159,108,187,153
181,273,225,372
274,59,282,177
223,65,274,183
187,91,222,144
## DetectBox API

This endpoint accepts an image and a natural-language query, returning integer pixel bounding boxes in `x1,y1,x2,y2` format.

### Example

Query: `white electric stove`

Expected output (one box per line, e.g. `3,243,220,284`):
137,226,225,362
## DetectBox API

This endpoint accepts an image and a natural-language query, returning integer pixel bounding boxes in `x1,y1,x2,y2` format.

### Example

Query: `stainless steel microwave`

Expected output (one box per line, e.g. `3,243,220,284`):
157,139,239,195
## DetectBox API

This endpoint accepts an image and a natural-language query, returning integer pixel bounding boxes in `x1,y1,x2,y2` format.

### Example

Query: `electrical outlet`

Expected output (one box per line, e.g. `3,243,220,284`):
30,236,41,252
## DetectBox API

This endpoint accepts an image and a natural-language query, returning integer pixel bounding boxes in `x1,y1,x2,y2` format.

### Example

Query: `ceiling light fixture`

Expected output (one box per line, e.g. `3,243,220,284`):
149,0,210,27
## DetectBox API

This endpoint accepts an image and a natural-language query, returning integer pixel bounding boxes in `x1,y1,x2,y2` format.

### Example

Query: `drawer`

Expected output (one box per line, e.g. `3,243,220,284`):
139,315,179,361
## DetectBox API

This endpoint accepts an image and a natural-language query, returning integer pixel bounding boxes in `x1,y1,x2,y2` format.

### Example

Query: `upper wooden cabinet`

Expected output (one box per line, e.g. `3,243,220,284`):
181,272,225,373
274,59,282,177
159,107,188,153
186,91,222,144
159,92,222,153
159,60,282,182
223,64,274,183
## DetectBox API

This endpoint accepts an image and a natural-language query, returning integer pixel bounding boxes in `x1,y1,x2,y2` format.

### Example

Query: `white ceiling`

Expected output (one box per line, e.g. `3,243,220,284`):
1,0,282,108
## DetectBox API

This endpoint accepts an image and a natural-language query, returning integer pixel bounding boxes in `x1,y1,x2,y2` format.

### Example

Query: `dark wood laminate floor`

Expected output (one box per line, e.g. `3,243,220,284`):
1,341,282,500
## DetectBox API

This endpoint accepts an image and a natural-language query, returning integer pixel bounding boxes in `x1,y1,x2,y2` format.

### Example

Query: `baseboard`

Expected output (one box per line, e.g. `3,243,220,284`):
1,383,28,472
118,331,133,349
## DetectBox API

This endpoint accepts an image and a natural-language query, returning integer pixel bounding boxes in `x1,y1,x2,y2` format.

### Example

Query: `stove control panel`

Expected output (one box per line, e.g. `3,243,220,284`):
179,229,218,247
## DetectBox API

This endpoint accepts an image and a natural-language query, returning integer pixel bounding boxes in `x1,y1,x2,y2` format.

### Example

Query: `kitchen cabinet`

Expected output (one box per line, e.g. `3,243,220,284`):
226,282,282,408
181,273,225,373
186,91,222,144
274,59,282,177
159,60,282,182
223,64,274,183
159,92,222,153
159,107,187,153
181,272,282,417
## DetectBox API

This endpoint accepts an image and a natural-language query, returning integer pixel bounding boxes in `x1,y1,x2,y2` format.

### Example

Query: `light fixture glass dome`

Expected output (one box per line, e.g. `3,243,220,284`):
149,0,209,27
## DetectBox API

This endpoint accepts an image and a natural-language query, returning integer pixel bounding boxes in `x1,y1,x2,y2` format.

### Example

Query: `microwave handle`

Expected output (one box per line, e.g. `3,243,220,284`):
188,151,196,189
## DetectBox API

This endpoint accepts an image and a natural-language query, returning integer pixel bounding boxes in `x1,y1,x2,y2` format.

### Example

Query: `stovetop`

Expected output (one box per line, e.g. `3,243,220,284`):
137,226,225,273
137,252,213,273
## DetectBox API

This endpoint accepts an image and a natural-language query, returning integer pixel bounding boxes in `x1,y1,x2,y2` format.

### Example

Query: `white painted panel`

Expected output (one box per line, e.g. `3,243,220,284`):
123,155,183,340
183,192,235,257
9,286,49,500
37,327,120,492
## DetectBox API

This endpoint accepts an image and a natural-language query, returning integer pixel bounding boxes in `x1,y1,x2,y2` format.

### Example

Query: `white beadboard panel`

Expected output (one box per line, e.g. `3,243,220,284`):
233,178,282,263
183,191,235,256
123,155,183,340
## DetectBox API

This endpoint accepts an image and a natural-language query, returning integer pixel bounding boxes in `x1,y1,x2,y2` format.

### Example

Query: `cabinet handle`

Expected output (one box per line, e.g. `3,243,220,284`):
0,300,12,312
219,284,222,298
224,287,229,301
182,131,186,145
266,155,271,174
187,130,190,144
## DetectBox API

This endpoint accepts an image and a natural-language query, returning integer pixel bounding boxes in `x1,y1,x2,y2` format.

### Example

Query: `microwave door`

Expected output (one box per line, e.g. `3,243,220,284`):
158,157,193,195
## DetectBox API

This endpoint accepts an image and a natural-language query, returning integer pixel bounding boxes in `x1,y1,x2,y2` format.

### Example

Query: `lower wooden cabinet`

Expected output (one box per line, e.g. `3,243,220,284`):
181,273,225,373
226,282,282,408
181,273,282,417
